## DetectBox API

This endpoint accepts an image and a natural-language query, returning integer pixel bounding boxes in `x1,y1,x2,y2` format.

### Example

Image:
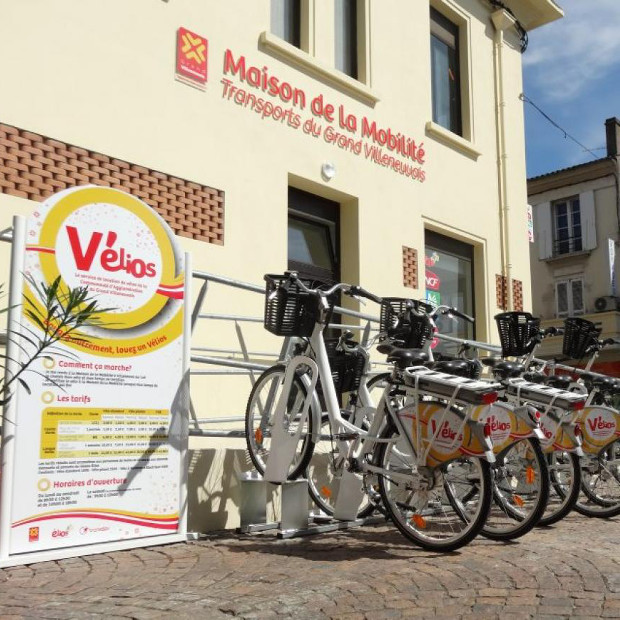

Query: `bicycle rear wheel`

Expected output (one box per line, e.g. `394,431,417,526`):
481,437,549,540
245,365,315,480
574,439,620,518
538,451,581,526
375,423,492,552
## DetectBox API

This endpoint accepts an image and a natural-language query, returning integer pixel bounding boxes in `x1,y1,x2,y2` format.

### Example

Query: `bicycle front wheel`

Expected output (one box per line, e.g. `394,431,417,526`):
482,437,549,540
375,423,492,552
245,365,315,480
538,451,581,526
575,439,620,518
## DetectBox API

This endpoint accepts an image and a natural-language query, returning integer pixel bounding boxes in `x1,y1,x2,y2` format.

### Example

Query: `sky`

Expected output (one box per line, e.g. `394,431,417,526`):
522,0,620,179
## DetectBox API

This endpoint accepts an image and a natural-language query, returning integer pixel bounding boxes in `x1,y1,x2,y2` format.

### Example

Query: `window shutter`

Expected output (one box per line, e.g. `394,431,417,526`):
571,279,584,315
556,281,568,317
536,202,552,259
580,190,597,251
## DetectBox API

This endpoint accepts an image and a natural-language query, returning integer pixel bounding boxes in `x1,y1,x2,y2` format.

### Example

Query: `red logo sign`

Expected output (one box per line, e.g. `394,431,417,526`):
425,270,440,291
28,527,39,542
176,27,208,84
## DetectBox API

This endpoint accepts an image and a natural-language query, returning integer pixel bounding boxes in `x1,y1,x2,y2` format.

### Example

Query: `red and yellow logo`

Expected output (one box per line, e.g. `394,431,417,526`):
176,27,208,84
28,526,39,542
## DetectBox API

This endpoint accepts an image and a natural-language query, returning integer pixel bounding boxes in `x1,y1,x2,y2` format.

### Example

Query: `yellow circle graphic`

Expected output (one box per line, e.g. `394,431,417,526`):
38,478,51,492
41,391,54,404
38,187,176,330
42,357,56,370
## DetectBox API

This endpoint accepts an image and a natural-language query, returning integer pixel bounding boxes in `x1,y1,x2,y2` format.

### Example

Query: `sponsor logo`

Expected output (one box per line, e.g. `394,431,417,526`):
429,411,464,454
79,526,110,536
479,409,512,445
585,410,616,440
28,527,39,542
51,526,72,539
176,27,208,84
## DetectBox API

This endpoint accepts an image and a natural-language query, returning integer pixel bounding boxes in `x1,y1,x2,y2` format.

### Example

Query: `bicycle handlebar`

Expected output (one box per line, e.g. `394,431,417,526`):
431,304,474,324
347,285,383,305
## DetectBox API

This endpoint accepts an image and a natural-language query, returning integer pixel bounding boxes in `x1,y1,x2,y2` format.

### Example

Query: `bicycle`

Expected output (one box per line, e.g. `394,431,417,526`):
245,272,502,551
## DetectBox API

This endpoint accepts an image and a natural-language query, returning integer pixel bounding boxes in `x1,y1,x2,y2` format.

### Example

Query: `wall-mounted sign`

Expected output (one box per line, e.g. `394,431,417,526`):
0,186,190,566
527,204,534,243
425,269,440,291
176,27,208,88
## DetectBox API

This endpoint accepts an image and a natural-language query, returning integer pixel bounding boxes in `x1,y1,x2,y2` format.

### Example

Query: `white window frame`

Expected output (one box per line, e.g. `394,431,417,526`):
552,196,582,256
555,277,585,318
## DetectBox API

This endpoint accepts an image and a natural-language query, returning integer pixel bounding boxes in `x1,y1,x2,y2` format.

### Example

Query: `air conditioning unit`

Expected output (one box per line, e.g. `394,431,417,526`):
594,296,620,312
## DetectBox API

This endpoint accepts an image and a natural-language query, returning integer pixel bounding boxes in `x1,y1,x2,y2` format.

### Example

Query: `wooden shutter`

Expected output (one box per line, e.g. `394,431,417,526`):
580,190,597,251
536,202,552,259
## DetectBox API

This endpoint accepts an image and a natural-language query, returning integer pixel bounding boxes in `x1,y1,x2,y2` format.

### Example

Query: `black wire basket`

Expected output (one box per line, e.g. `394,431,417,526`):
379,298,433,349
323,338,366,396
264,274,335,337
495,311,541,357
562,317,601,359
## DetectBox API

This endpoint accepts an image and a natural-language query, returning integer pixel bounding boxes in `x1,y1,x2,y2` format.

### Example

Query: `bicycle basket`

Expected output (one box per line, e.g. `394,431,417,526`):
494,311,541,357
379,298,432,349
264,274,335,337
562,317,601,359
323,338,366,396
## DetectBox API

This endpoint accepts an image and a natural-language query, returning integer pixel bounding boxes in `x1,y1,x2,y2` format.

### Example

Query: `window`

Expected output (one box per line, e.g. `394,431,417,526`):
556,278,584,318
553,196,582,256
335,0,358,78
425,231,474,356
430,7,462,136
271,0,301,48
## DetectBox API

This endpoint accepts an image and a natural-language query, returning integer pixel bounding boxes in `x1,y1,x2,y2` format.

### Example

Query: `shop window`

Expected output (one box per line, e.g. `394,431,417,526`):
335,0,358,78
425,231,474,356
430,7,462,136
553,196,582,256
556,278,584,318
271,0,301,48
288,188,340,286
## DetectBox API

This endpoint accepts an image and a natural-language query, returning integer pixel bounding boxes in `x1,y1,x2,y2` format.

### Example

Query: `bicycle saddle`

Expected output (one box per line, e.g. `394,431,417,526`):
522,371,546,384
432,359,480,379
544,375,572,389
376,344,429,369
591,376,617,391
481,358,524,379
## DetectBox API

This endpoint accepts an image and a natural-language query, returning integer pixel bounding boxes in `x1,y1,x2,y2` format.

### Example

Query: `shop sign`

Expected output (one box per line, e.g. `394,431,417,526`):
176,27,208,87
527,205,534,243
425,269,440,291
0,186,190,565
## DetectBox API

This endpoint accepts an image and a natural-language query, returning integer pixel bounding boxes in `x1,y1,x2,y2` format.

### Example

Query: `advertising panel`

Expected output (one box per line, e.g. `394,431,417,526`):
1,186,189,560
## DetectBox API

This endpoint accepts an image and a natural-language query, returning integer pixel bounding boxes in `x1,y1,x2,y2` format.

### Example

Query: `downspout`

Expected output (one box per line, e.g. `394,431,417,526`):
491,10,514,310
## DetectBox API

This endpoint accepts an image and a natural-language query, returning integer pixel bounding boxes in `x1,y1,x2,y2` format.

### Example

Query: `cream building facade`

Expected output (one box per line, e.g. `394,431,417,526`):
0,0,561,530
528,118,620,374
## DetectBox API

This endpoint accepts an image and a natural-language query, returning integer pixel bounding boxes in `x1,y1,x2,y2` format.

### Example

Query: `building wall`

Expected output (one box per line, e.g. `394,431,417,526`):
0,0,552,530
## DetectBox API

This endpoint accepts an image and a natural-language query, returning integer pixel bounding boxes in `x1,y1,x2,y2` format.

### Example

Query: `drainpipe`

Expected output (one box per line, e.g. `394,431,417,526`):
491,9,514,310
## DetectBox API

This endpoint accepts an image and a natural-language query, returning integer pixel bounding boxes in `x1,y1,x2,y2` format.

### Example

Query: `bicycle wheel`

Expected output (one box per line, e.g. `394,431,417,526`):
306,414,377,518
538,451,581,526
245,365,315,480
574,439,620,518
375,422,492,552
481,437,549,540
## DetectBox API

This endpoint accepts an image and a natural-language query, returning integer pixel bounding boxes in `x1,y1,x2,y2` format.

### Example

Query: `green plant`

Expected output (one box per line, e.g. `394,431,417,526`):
1,276,107,407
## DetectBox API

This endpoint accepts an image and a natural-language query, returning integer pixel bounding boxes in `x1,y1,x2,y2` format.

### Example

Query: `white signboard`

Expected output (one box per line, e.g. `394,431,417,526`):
609,238,616,296
527,204,534,243
1,186,190,565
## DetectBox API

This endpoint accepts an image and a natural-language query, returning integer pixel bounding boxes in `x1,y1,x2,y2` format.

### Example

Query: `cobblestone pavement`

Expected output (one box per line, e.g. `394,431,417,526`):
0,514,619,620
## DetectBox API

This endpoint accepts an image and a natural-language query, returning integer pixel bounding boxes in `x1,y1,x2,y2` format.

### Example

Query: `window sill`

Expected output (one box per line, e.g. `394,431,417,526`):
259,31,380,107
425,121,481,159
543,249,592,263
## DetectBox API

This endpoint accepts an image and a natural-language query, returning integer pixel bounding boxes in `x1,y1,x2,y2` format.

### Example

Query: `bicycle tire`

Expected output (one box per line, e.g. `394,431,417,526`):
306,414,377,518
480,437,549,540
574,438,620,518
538,451,581,526
375,421,492,552
245,365,316,481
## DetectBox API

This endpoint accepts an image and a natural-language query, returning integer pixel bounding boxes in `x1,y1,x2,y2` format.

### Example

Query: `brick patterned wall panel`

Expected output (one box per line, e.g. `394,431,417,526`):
513,279,524,312
496,274,507,310
0,123,224,244
402,246,418,288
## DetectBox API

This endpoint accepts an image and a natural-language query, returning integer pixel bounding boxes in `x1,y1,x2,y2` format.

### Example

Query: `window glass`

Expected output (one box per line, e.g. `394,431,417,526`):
335,0,358,78
553,196,582,255
425,231,474,357
430,8,461,135
288,218,333,270
271,0,301,48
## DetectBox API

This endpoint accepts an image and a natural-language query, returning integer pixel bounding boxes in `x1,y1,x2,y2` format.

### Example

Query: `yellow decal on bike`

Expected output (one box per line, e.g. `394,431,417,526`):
578,407,620,454
255,428,263,445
